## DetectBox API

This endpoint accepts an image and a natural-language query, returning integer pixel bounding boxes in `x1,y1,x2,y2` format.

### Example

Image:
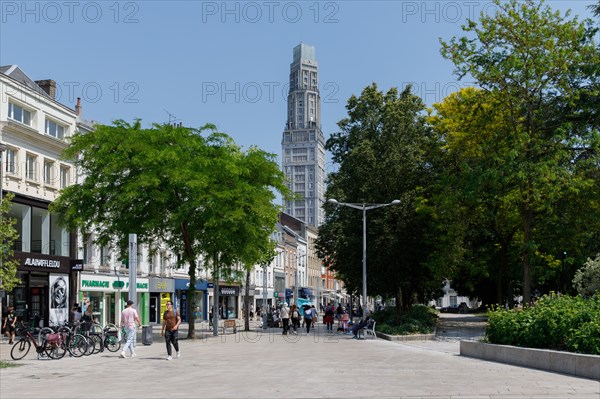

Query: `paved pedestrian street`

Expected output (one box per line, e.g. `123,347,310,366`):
1,324,598,399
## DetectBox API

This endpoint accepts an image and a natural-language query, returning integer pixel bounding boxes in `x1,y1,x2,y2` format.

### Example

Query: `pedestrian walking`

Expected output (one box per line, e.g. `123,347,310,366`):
280,302,290,335
162,300,181,360
289,304,300,335
303,305,315,334
324,304,334,332
120,300,140,358
3,306,17,344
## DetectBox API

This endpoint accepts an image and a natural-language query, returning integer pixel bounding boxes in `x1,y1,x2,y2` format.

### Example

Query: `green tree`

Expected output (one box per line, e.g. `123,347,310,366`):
51,121,288,338
0,193,20,292
440,0,600,305
318,84,442,311
573,254,600,297
429,88,522,305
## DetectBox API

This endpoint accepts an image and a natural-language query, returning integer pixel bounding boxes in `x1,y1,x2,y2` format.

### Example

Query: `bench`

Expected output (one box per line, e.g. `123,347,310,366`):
222,319,238,334
357,321,376,340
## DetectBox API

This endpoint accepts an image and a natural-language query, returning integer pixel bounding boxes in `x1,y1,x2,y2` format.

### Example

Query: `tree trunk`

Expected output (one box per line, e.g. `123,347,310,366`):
180,221,196,339
496,240,508,305
395,287,403,317
521,205,533,307
244,269,250,331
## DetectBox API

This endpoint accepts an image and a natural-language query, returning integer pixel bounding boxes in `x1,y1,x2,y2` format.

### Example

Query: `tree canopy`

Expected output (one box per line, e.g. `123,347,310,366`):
439,0,600,305
51,120,288,337
317,84,443,310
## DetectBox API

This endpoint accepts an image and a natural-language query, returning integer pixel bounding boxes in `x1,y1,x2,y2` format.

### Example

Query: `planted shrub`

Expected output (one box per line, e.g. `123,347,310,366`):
486,294,600,355
374,305,437,335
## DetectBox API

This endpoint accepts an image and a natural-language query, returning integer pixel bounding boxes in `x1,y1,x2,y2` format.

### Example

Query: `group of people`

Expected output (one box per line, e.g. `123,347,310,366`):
279,302,318,335
117,299,181,361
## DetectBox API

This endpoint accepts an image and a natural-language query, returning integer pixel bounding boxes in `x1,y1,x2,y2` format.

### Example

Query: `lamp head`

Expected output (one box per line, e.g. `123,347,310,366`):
327,199,338,205
391,200,401,205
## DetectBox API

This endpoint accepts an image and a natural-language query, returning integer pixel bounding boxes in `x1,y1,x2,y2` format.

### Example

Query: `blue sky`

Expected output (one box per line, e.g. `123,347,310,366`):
0,1,596,162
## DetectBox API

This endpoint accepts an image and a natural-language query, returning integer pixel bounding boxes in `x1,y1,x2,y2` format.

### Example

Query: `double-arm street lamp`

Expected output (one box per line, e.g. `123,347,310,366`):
327,198,400,321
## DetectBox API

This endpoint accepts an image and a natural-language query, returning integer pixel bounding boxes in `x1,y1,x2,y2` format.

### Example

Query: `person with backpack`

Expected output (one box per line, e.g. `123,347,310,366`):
161,300,181,360
289,304,300,335
303,305,315,334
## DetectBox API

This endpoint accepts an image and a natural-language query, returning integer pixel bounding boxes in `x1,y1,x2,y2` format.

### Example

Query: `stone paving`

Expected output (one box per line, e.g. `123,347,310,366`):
0,318,598,399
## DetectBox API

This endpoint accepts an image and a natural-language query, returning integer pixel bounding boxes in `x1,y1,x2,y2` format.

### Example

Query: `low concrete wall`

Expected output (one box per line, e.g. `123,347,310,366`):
376,332,435,341
460,341,600,381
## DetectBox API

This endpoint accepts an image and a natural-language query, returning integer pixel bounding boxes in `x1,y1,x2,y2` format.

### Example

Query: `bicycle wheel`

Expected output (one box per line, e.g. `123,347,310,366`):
89,333,103,354
10,339,31,360
38,327,54,345
83,336,94,356
44,339,66,359
104,334,121,352
68,334,88,357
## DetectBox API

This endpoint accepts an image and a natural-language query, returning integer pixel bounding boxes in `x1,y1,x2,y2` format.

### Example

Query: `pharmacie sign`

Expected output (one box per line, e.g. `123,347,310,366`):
79,275,149,292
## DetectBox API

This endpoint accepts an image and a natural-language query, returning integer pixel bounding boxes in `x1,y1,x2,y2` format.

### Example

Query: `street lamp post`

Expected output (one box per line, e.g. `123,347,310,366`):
294,252,307,305
327,199,400,321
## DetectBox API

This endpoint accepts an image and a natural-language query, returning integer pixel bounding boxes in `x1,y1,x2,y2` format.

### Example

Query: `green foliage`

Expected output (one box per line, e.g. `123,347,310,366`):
0,361,19,369
317,84,443,308
438,0,600,305
374,305,438,335
0,192,20,291
51,120,289,338
573,254,600,297
486,294,600,354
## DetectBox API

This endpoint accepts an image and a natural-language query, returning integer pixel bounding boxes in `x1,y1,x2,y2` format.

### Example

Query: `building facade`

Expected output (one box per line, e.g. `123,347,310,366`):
0,65,79,328
281,44,326,227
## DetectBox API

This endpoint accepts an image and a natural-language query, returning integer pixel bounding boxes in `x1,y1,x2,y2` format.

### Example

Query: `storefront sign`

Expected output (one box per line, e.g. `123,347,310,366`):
24,258,60,268
219,286,239,296
79,274,149,292
16,253,71,274
149,278,174,292
82,279,110,288
71,259,84,271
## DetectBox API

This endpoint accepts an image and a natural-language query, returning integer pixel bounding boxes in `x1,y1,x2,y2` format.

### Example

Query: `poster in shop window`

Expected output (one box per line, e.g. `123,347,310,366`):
49,274,69,327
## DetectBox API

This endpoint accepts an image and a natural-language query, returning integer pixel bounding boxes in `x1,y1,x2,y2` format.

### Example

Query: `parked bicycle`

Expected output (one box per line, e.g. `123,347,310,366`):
100,324,121,353
57,323,89,358
10,324,66,360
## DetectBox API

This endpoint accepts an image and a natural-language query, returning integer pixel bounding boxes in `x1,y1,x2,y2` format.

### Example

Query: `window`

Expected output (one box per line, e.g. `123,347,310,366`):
60,167,70,188
43,160,54,185
45,119,65,139
5,148,16,174
26,154,37,181
8,102,32,126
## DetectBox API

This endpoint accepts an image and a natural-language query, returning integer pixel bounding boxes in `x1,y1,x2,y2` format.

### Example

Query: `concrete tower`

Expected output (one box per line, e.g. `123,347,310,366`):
281,43,326,226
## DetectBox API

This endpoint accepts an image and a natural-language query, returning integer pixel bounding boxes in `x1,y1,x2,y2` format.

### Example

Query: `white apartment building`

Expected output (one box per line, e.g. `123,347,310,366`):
1,65,78,327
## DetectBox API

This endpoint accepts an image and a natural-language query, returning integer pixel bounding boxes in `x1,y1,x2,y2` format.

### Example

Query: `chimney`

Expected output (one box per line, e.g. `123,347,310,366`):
35,79,57,99
75,97,82,116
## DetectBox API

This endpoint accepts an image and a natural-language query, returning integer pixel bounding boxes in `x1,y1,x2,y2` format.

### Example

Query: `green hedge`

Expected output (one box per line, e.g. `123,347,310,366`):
373,305,438,335
486,294,600,355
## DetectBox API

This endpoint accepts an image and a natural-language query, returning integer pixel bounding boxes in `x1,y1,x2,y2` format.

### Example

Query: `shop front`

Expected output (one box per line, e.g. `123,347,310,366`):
218,285,240,319
78,274,149,326
148,277,174,325
174,279,208,323
7,253,73,328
